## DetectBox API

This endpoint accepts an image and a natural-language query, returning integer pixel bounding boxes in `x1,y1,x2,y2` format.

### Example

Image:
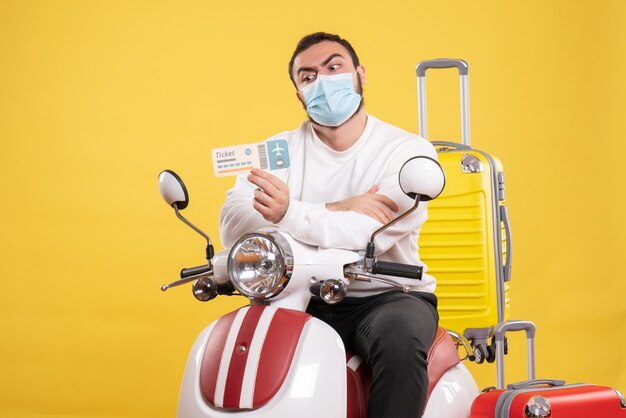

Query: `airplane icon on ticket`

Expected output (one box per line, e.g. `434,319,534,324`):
271,142,285,157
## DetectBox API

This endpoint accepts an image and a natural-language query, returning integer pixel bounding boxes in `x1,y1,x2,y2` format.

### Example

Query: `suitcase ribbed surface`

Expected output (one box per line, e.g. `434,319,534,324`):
419,148,510,333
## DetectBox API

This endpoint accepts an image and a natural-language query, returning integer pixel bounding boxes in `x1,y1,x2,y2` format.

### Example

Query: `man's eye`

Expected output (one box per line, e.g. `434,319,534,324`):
302,74,316,83
329,64,341,71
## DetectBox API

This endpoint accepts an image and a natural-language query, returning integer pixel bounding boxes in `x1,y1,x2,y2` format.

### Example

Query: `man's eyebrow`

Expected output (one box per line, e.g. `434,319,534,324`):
322,53,344,66
297,53,345,75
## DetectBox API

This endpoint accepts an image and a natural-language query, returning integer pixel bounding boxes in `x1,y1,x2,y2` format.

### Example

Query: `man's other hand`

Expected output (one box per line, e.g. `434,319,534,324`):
326,186,399,224
248,168,290,223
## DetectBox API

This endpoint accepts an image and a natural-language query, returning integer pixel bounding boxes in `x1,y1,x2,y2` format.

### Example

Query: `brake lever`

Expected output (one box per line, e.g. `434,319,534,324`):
160,271,212,291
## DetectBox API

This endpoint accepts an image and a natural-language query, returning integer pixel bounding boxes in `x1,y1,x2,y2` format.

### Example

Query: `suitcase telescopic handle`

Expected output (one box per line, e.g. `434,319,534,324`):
494,320,537,389
416,58,470,146
416,59,469,77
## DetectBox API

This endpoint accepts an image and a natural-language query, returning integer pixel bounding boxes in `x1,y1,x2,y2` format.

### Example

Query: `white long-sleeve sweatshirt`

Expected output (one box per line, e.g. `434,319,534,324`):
219,115,438,295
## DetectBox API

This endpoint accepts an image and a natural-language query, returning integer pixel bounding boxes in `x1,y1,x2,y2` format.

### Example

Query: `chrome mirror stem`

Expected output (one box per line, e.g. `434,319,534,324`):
365,196,421,263
174,203,213,269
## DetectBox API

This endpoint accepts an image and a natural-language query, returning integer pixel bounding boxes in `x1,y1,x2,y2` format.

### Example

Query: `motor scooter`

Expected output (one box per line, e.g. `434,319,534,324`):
157,156,482,418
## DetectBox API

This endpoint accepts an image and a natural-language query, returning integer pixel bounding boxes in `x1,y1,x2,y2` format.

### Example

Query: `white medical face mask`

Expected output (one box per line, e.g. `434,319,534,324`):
300,71,362,127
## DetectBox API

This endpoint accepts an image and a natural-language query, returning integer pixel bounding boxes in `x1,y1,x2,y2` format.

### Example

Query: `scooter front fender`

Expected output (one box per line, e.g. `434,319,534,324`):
422,362,478,418
178,305,346,418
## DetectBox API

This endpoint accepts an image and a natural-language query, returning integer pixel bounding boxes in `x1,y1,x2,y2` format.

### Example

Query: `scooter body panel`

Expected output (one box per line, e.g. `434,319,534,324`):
423,362,479,418
178,306,347,418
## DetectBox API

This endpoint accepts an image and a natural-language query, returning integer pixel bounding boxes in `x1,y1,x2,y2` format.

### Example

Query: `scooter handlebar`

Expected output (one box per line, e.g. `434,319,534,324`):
372,261,423,280
180,265,211,278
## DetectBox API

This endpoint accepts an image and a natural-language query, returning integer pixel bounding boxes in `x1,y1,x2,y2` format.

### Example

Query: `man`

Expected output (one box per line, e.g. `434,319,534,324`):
220,32,439,418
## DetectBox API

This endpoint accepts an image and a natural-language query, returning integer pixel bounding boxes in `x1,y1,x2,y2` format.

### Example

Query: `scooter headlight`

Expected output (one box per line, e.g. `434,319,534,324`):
227,232,293,300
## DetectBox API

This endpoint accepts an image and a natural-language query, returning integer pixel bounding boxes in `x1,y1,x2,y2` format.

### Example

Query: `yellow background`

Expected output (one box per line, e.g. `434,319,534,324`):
1,0,625,416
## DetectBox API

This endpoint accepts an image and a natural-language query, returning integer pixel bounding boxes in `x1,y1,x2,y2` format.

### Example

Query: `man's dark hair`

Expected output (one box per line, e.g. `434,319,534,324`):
288,32,360,86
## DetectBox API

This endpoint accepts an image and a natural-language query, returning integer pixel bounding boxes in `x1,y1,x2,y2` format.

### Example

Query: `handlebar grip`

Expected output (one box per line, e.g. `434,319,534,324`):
372,261,423,280
180,265,210,278
309,282,322,297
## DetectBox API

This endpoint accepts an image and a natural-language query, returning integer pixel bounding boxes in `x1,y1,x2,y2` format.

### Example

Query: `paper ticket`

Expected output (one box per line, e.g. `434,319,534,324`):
212,139,290,177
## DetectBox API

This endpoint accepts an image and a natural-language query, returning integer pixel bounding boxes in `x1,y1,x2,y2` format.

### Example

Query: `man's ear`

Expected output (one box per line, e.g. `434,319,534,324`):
357,65,367,85
295,90,307,109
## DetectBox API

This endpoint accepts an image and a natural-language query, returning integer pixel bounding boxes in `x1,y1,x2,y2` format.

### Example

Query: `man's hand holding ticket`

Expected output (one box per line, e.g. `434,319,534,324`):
212,139,290,177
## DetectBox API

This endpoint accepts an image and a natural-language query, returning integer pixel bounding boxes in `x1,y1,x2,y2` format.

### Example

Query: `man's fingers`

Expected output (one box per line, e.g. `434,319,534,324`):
370,200,395,223
252,199,270,219
372,194,400,212
249,168,287,192
252,195,277,218
361,206,385,224
364,186,399,212
355,198,394,224
248,174,279,197
251,176,289,224
254,189,280,211
253,189,268,205
371,207,389,224
361,193,399,215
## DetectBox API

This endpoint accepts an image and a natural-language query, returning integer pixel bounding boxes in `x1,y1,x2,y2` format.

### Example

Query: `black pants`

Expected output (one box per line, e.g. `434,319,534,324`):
307,291,439,418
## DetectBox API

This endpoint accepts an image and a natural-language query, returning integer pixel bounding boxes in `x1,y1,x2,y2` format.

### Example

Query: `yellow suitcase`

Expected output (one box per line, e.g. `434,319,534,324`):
415,60,512,353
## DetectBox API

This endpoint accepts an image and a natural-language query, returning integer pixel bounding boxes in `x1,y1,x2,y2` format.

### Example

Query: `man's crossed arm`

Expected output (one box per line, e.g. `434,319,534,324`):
247,168,399,225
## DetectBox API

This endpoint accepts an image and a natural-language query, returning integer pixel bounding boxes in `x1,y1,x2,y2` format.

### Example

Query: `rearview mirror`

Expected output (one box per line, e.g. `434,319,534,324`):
398,156,445,201
158,170,189,210
157,169,214,272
